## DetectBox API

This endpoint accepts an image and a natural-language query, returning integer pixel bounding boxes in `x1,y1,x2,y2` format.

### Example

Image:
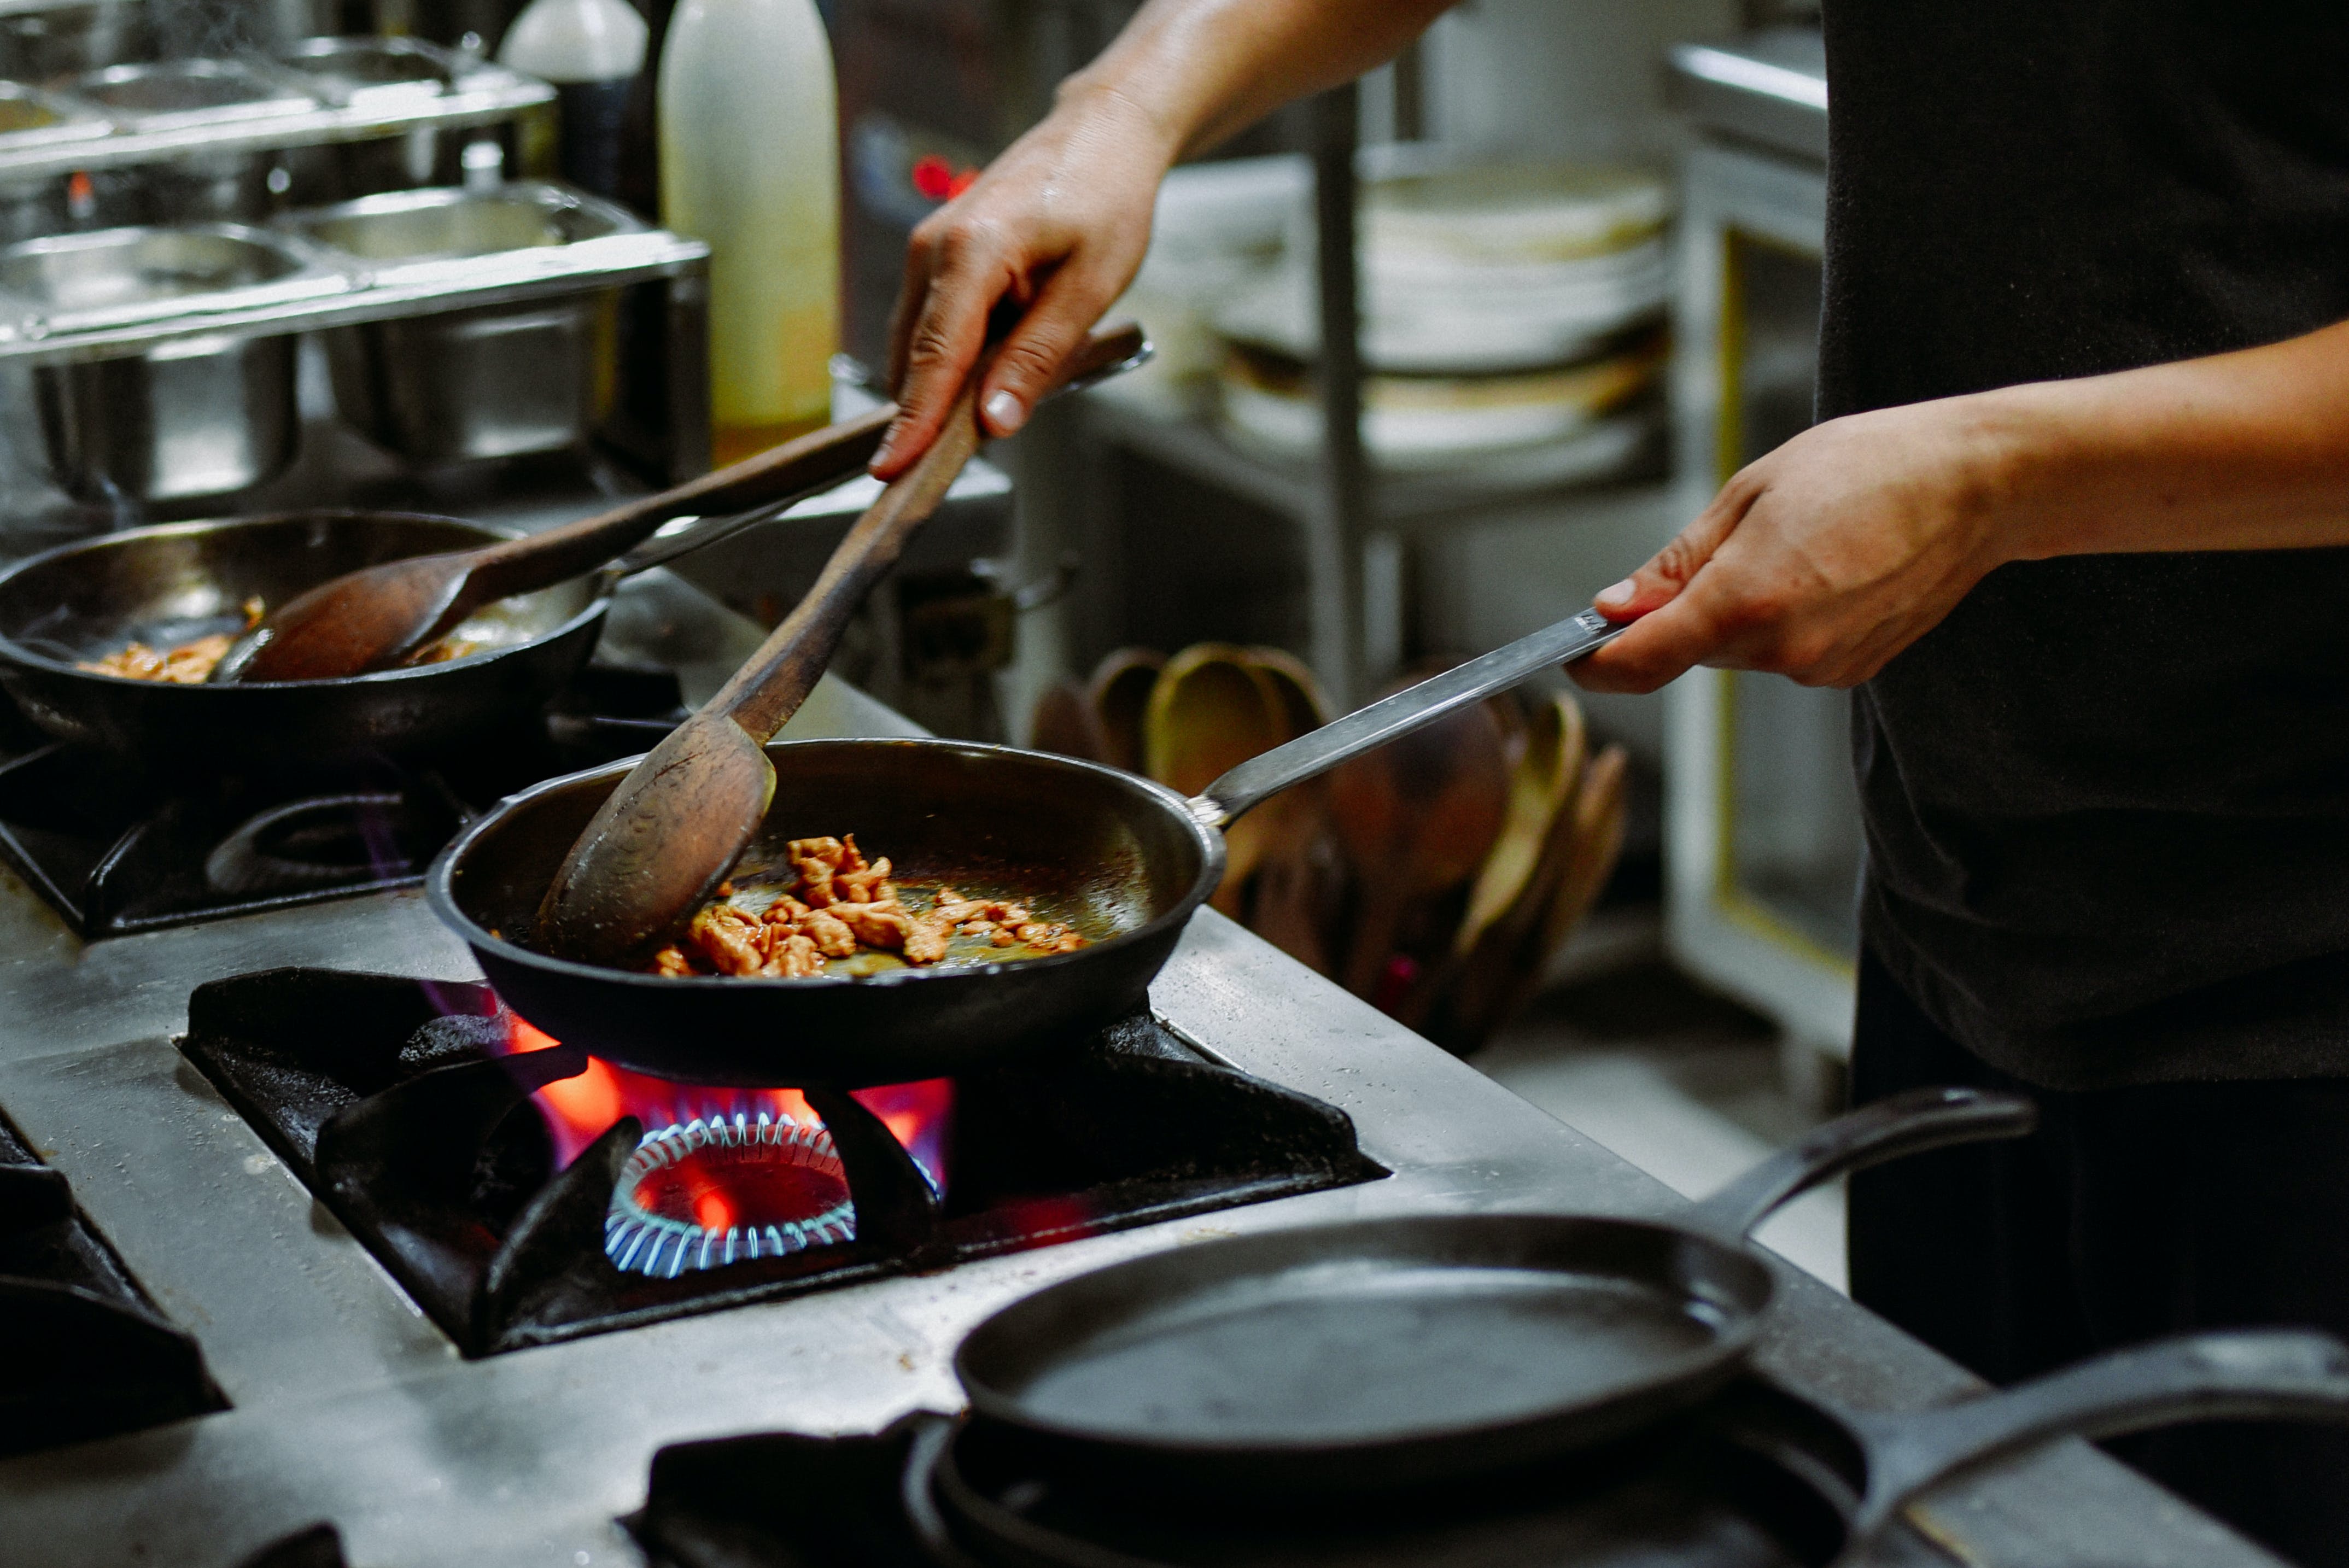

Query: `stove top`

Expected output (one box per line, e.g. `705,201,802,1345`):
0,664,689,938
179,966,1382,1358
0,575,2289,1568
0,1105,225,1456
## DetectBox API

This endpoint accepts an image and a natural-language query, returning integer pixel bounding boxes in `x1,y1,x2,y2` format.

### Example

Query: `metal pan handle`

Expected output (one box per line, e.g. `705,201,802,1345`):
1840,1328,2349,1554
1191,609,1626,828
1683,1086,2039,1243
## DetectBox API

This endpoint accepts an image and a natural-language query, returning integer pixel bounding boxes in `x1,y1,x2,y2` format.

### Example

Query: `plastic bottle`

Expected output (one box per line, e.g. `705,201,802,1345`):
658,0,839,463
497,0,650,201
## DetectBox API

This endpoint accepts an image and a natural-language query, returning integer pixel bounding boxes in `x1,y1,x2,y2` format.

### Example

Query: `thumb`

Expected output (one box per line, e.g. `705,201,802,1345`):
1592,483,1756,620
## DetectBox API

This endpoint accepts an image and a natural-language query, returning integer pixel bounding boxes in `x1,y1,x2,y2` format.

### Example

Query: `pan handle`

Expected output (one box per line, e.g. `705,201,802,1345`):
1189,609,1626,828
1683,1086,2038,1243
1839,1328,2349,1554
901,1414,990,1568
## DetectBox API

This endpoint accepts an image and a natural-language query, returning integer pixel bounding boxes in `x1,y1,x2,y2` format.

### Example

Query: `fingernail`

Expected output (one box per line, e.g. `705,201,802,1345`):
983,390,1026,435
1596,578,1637,609
869,425,901,472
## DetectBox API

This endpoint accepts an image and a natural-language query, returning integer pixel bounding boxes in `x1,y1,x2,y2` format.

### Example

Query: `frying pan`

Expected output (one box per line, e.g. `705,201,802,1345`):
941,1087,2034,1499
428,609,1631,1086
909,1329,2349,1568
0,498,829,769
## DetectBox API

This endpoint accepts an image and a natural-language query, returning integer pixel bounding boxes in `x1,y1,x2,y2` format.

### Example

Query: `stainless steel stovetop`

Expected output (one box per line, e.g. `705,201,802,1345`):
0,575,2288,1568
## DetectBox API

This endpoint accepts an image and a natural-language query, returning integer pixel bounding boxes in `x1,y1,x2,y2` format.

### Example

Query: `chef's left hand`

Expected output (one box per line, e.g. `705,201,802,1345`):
1573,397,2018,693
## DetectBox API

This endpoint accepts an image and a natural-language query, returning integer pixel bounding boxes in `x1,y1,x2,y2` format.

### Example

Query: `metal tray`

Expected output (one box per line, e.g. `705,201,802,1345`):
0,78,105,150
0,38,550,183
0,182,700,361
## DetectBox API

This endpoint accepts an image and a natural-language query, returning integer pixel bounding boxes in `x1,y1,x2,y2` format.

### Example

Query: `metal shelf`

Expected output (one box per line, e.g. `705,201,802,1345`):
1079,393,1666,536
0,46,552,183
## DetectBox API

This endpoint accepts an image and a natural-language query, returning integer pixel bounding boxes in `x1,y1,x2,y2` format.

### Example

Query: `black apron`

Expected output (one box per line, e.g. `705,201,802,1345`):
1823,1,2349,1088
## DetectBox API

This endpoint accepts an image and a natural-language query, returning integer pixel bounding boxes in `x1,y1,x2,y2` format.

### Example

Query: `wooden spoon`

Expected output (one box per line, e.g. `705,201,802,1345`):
1085,648,1166,773
215,323,1149,686
531,326,1148,967
1329,676,1512,999
1143,643,1289,917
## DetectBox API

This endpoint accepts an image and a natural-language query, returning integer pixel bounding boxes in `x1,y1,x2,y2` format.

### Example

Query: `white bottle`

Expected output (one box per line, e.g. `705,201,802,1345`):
498,0,650,200
658,0,839,464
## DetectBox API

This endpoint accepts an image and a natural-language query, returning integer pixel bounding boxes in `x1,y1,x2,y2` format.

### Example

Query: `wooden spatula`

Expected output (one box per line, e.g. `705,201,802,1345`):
532,323,1149,967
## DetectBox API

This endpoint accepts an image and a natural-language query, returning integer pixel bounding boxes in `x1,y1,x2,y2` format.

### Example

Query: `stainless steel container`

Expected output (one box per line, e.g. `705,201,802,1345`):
72,59,314,225
273,34,483,203
0,225,329,504
0,0,153,81
288,183,626,465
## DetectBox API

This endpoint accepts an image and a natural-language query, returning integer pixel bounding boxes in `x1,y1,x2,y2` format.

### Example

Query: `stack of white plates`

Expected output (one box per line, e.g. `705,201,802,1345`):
1214,160,1671,469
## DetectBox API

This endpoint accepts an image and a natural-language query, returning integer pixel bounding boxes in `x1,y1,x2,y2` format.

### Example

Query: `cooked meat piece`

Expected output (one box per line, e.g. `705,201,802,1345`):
1050,933,1088,952
651,945,698,976
832,901,913,950
770,932,824,978
762,894,811,926
802,907,858,958
688,904,768,976
838,855,893,904
991,929,1018,947
788,836,848,870
839,834,870,874
1014,922,1062,944
81,633,235,683
902,916,953,966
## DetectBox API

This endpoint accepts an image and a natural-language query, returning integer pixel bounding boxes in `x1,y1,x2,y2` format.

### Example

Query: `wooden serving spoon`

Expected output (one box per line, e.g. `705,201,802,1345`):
533,324,1150,967
214,322,1149,686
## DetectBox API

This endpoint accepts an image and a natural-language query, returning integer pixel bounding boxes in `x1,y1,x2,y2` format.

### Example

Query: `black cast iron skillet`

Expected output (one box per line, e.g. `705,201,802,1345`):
908,1329,2349,1568
942,1088,2034,1499
0,499,825,769
429,609,1631,1086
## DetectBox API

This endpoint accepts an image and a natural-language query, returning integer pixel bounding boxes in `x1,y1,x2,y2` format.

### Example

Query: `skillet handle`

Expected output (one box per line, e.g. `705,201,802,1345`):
1840,1328,2349,1552
1192,609,1626,827
1683,1086,2038,1243
901,1414,989,1568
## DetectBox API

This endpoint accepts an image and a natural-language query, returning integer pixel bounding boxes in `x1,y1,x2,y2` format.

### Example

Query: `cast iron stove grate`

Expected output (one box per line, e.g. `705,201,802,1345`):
0,1107,226,1456
177,968,1388,1358
0,663,688,939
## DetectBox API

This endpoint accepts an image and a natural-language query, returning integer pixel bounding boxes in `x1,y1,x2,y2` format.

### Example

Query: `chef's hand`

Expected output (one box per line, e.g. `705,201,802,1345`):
870,89,1174,479
872,0,1457,479
1573,399,2016,692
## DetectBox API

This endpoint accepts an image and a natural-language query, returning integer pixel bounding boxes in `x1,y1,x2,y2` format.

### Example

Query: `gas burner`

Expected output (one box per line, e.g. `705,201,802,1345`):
606,1114,861,1277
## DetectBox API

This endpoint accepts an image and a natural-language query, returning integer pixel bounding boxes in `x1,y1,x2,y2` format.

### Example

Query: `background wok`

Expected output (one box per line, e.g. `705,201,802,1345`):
0,494,856,770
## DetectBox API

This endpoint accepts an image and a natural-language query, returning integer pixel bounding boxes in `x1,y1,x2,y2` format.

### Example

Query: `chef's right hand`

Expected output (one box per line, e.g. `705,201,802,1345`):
872,85,1178,479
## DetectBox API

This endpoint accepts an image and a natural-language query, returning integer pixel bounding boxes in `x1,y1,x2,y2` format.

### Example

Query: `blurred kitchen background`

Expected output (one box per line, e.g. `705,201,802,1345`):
0,0,1851,1280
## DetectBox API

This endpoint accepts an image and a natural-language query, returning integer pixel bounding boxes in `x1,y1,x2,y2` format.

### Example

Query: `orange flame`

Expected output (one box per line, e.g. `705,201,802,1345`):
501,1013,951,1183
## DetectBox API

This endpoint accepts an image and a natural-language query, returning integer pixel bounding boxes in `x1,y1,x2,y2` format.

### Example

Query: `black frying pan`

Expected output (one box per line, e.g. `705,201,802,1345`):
0,501,818,769
428,611,1629,1087
911,1329,2349,1568
944,1088,2034,1499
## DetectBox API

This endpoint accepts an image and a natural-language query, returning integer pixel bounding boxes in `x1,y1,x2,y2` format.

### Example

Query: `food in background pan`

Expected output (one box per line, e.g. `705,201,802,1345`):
78,597,264,683
77,595,488,683
648,834,1088,979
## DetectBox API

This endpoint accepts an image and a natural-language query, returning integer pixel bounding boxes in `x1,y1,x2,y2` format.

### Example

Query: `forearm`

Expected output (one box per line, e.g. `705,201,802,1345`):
1982,317,2349,562
1061,0,1454,163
